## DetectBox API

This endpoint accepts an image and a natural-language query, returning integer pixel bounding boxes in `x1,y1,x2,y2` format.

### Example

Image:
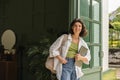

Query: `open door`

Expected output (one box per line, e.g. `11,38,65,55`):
69,0,102,80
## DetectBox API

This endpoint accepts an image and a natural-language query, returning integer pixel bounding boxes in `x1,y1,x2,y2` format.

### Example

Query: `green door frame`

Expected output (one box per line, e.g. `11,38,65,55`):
69,0,103,80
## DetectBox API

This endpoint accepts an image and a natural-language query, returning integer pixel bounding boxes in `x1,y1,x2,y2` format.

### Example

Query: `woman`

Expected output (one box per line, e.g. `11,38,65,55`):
49,18,91,80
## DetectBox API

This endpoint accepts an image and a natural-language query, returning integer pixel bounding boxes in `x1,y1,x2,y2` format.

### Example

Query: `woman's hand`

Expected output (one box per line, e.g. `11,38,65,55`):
59,58,67,64
56,55,67,64
75,54,88,63
75,54,83,61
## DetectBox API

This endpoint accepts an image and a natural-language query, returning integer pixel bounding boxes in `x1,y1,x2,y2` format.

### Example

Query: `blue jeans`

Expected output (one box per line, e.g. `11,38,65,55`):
61,58,80,80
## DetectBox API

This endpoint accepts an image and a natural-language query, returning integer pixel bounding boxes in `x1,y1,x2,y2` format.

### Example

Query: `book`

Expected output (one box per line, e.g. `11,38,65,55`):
78,46,88,56
75,46,88,67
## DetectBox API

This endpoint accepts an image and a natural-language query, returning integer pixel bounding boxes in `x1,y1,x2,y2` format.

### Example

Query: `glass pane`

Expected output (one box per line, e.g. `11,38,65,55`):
92,23,100,43
83,20,90,42
80,0,90,17
82,62,90,68
92,0,100,21
82,46,91,68
93,46,100,66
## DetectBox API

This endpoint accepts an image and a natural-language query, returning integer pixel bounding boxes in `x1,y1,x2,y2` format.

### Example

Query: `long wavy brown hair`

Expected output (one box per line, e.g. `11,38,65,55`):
69,18,88,37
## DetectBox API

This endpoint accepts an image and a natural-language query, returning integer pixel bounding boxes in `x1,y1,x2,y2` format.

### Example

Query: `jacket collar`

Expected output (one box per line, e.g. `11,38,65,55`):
68,34,82,41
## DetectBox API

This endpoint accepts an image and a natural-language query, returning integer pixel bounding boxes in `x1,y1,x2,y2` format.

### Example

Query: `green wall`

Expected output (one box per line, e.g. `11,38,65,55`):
0,0,69,80
0,0,69,44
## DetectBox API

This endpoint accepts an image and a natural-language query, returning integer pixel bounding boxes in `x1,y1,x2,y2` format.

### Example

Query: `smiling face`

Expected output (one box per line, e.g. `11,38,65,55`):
69,18,87,37
72,22,82,35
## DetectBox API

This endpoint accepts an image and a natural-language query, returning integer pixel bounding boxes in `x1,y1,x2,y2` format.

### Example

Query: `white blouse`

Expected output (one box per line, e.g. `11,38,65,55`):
49,34,91,80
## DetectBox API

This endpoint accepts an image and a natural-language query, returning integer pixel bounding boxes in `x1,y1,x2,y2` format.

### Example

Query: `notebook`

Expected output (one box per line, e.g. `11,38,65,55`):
75,46,88,67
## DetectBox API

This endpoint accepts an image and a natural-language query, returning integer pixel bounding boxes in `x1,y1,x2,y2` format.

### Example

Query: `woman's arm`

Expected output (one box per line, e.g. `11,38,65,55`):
49,35,64,57
76,38,91,64
75,54,88,63
49,34,68,64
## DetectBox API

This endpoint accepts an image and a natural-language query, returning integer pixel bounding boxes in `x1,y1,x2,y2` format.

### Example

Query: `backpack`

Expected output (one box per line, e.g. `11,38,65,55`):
45,34,68,73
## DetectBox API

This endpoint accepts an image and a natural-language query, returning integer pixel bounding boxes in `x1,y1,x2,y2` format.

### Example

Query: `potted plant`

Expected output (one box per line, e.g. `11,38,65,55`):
25,37,52,80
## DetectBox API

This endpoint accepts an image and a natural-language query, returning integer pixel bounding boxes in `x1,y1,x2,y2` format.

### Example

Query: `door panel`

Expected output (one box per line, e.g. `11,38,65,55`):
70,0,102,80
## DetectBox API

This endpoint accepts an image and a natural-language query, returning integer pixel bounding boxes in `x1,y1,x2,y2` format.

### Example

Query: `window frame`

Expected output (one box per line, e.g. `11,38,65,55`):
80,0,102,68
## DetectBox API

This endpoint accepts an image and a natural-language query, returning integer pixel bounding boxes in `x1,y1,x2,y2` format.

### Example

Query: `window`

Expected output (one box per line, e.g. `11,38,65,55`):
79,0,101,68
92,0,100,21
92,23,100,43
80,0,90,18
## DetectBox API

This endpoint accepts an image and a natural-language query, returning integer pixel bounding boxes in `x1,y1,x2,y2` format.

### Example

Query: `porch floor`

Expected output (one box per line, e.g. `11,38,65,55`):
102,68,120,80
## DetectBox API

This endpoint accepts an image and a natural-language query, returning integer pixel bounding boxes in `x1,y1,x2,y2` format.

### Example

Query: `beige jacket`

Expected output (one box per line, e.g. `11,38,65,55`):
49,34,91,80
